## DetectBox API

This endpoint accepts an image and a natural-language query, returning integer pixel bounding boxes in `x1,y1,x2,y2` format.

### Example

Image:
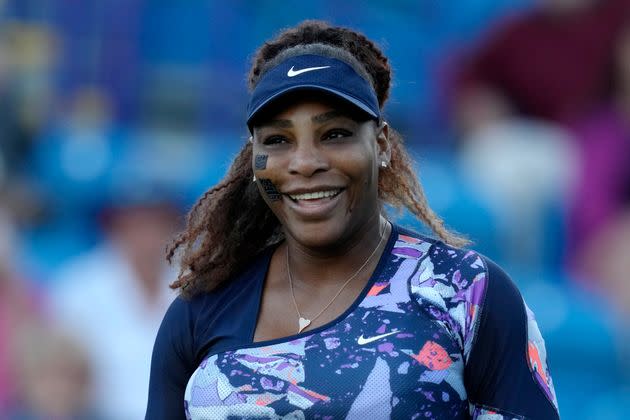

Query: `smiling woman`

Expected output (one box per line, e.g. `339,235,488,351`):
146,21,561,420
252,100,385,251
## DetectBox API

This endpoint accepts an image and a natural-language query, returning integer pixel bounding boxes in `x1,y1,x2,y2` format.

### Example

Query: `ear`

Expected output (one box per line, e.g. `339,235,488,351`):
376,121,391,166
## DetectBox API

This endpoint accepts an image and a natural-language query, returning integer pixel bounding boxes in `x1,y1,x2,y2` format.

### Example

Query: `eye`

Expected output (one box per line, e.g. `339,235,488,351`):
323,129,353,141
262,135,288,146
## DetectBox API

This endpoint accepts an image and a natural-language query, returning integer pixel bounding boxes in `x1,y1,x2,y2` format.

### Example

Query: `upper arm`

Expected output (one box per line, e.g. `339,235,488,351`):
146,297,194,420
465,259,560,419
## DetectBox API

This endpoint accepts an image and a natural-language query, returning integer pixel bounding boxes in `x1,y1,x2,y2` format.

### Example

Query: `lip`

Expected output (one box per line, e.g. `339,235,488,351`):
282,188,346,219
282,185,346,196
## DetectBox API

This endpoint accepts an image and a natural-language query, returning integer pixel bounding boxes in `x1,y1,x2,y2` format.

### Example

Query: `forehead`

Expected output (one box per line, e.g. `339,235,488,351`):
251,91,372,129
272,100,337,120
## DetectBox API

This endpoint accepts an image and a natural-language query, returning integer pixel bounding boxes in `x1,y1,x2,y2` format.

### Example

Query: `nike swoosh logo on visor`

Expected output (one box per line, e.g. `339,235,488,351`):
287,65,331,77
357,330,400,345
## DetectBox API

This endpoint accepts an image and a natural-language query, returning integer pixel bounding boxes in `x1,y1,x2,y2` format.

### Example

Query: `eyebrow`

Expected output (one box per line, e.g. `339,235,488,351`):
312,110,346,124
254,110,349,134
253,119,292,136
256,119,293,130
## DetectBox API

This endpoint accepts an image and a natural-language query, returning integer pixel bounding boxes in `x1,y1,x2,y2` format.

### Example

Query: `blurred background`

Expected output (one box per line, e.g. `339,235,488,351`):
0,0,629,418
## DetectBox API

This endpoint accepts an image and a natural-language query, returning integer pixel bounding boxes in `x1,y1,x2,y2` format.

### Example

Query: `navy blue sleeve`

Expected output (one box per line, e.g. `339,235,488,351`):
145,296,195,420
144,250,271,419
465,259,560,419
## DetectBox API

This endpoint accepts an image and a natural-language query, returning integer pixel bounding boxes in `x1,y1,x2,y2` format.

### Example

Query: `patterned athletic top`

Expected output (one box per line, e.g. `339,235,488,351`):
146,225,560,419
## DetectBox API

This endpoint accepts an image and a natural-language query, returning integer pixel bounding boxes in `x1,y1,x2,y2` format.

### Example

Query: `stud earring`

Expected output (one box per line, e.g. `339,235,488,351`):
252,174,257,182
380,161,388,168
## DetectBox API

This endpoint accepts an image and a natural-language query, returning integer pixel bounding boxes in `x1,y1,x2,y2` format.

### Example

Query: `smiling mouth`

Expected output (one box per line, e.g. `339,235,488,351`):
286,189,343,202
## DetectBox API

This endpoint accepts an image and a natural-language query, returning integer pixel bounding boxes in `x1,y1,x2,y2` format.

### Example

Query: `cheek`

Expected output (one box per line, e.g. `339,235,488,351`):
343,149,378,186
339,151,379,214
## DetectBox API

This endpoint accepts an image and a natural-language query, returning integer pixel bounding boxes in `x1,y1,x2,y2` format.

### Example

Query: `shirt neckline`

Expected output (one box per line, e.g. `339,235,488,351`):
239,223,400,350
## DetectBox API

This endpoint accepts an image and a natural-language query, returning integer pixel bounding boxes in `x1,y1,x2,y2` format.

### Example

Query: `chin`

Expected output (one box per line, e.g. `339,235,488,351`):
285,219,351,250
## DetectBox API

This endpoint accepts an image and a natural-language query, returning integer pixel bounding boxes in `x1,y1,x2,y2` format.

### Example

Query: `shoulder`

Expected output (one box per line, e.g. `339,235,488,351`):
393,228,496,301
464,261,560,417
160,248,273,362
395,225,484,267
147,268,268,420
395,226,493,357
393,228,559,416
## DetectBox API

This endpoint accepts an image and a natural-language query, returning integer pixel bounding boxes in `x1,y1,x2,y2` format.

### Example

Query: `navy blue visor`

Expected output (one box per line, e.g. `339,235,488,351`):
247,54,380,130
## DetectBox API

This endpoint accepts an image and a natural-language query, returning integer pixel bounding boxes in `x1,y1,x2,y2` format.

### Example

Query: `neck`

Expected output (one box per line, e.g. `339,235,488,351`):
285,215,390,289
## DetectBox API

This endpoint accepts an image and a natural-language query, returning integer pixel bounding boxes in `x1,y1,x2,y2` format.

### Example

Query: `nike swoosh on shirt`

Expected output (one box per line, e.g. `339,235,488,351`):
287,65,331,77
357,330,400,345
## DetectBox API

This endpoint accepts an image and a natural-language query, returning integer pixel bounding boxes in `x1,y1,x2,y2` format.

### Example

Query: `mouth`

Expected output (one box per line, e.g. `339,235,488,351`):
286,188,343,202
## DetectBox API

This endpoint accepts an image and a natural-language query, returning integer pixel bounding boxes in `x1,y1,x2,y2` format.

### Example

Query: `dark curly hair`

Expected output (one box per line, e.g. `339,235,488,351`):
168,20,468,298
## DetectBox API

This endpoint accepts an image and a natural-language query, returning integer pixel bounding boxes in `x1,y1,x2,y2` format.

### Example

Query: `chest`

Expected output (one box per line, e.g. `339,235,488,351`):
183,234,489,419
185,299,469,419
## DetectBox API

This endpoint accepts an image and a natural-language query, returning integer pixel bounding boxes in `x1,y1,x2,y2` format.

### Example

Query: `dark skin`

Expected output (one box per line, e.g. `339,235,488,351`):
250,99,392,342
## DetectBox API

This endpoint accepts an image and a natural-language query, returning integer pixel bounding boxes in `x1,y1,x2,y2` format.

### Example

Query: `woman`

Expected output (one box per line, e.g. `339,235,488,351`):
146,21,560,419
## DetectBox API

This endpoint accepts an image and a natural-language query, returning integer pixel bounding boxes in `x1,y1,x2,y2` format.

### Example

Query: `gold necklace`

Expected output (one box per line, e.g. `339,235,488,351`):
287,223,388,334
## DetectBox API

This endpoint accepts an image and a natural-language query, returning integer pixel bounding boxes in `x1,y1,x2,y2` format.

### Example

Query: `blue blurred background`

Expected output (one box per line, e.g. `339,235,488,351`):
1,0,629,418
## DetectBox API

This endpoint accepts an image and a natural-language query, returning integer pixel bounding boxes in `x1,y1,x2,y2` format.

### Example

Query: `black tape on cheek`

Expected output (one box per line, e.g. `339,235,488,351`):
254,154,268,170
259,178,282,201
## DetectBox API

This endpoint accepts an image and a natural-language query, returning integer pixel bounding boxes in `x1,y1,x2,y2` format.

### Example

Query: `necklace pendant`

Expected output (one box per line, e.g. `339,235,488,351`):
298,317,311,333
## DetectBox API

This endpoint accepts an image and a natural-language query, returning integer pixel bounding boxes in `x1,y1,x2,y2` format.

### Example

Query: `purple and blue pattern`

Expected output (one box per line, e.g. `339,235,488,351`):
183,232,541,419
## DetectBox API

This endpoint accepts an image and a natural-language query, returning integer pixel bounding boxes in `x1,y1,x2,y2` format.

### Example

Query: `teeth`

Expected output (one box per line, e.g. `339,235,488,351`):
289,189,340,201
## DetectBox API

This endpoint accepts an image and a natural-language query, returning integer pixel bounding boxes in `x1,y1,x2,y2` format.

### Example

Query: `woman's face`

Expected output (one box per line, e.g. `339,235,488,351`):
252,98,389,250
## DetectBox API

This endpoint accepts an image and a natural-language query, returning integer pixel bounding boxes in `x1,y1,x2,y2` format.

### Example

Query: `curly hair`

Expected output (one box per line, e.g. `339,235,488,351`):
168,20,468,298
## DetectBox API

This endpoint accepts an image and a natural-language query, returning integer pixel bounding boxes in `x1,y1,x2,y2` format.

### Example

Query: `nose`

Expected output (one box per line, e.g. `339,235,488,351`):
287,140,330,177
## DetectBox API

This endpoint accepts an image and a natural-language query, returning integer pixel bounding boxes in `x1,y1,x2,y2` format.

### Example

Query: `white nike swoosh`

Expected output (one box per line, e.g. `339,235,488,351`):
287,65,331,77
357,330,400,345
